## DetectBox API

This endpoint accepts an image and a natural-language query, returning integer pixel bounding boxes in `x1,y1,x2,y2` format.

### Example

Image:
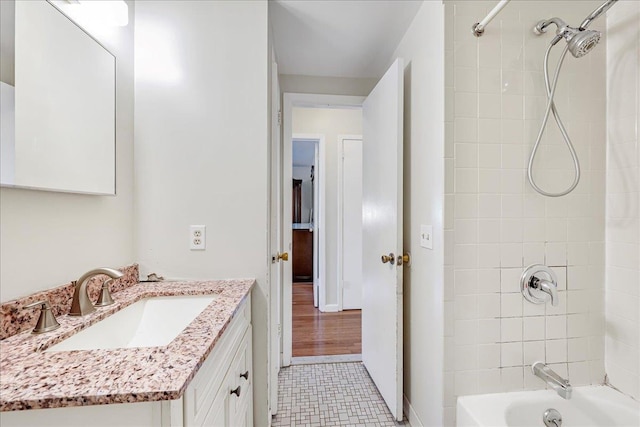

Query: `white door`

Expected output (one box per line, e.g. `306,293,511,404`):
340,137,363,310
268,60,282,414
361,58,404,422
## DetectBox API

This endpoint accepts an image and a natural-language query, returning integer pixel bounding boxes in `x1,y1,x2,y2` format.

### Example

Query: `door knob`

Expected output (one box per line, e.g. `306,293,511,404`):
397,253,411,267
381,253,395,264
276,252,289,262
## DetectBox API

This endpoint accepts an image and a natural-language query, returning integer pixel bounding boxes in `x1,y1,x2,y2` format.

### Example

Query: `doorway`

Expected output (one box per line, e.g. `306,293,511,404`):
282,94,366,364
275,58,405,421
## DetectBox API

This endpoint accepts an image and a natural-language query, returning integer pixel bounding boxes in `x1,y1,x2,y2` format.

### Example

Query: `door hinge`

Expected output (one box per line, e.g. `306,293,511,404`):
277,324,281,336
277,110,282,126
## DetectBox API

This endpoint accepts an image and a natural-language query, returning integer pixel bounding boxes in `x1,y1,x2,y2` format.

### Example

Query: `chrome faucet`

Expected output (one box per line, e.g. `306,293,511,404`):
531,276,558,306
532,362,573,399
69,268,124,316
521,265,559,307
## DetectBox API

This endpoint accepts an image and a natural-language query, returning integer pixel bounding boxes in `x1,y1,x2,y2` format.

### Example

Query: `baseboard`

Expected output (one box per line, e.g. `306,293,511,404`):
291,354,362,365
403,394,423,427
321,304,339,312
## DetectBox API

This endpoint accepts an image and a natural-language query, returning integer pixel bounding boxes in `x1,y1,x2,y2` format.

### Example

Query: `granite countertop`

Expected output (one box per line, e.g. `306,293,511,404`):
0,279,254,411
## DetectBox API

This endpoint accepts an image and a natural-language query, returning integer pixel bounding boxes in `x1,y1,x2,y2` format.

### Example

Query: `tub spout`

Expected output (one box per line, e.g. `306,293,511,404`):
532,362,573,399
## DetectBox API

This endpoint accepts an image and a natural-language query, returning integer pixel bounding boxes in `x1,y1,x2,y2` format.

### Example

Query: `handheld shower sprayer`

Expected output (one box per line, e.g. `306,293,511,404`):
533,18,601,58
527,0,617,197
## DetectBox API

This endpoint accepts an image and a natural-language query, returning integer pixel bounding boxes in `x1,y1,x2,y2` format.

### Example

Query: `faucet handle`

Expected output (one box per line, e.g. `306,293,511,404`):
533,277,558,306
521,264,559,306
95,279,115,307
23,300,61,334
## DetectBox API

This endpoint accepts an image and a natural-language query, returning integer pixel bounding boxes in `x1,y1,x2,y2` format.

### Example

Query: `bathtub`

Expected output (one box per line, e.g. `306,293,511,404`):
456,385,640,426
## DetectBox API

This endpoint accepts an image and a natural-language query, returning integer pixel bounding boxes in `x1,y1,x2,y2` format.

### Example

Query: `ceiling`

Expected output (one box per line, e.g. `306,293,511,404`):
270,0,423,79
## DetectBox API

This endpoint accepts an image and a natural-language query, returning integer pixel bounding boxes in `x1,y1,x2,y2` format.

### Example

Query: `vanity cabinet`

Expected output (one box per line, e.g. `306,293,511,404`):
183,297,253,427
2,296,253,427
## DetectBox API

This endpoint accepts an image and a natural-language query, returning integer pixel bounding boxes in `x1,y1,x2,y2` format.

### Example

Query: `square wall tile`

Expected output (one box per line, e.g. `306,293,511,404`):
478,369,502,394
501,293,523,318
501,268,522,293
478,294,500,319
524,340,545,366
524,317,545,341
501,243,523,268
501,367,524,391
568,361,591,386
501,318,523,342
478,318,501,344
546,315,567,340
478,344,501,369
478,219,501,243
478,243,501,268
477,269,501,293
501,342,523,367
546,339,568,363
568,337,589,362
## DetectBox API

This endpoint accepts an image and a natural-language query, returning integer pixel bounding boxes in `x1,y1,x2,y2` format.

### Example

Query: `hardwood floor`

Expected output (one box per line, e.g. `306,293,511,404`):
292,282,362,357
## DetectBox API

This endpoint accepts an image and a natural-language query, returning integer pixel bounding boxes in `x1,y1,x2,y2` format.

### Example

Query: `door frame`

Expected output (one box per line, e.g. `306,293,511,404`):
336,134,363,312
292,134,325,312
281,93,365,366
268,59,281,417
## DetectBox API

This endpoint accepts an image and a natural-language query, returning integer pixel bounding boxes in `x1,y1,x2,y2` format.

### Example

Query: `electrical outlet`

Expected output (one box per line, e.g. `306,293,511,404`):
190,225,206,250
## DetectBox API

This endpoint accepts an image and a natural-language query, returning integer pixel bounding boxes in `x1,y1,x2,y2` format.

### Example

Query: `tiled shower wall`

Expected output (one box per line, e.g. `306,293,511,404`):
443,1,607,424
605,0,640,400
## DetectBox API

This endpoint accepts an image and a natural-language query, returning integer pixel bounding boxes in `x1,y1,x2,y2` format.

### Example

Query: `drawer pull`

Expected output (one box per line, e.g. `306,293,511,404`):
240,371,249,380
230,386,241,397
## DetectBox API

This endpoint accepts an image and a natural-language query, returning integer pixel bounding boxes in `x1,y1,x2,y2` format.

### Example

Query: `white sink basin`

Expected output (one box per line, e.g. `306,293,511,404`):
46,295,216,352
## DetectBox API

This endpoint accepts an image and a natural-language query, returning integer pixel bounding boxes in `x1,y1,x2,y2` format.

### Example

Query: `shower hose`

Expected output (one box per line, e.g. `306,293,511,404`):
527,43,581,197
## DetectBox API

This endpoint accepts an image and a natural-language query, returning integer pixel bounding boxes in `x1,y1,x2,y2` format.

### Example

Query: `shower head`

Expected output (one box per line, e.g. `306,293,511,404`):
566,29,601,57
533,17,601,58
533,1,618,58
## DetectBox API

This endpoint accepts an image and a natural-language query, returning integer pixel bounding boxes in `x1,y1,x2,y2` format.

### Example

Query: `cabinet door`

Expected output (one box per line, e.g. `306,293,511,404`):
200,383,229,427
229,327,253,427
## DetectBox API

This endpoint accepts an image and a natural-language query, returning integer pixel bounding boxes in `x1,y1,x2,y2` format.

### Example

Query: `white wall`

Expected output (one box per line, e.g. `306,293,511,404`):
443,1,607,424
0,0,15,85
385,2,445,425
292,165,313,224
0,82,15,185
605,0,640,400
133,1,270,423
281,74,377,97
0,1,135,302
292,107,362,307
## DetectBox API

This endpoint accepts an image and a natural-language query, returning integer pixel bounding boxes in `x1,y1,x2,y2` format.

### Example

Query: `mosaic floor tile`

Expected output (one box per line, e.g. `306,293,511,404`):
272,362,406,427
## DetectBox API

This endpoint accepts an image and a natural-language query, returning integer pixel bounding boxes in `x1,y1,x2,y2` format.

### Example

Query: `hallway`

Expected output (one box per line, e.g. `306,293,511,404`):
272,363,406,427
292,283,361,357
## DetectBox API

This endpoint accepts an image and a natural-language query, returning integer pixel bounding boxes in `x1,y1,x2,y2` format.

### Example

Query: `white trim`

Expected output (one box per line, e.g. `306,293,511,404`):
313,141,320,309
268,59,281,416
322,303,339,312
403,394,422,427
292,134,325,313
336,134,363,312
282,93,365,366
291,354,362,365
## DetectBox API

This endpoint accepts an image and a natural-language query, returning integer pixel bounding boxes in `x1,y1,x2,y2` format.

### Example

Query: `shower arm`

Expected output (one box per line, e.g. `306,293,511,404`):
534,18,576,46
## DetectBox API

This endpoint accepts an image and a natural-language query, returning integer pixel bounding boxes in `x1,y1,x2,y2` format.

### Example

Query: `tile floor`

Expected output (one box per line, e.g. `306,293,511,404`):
272,362,406,427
